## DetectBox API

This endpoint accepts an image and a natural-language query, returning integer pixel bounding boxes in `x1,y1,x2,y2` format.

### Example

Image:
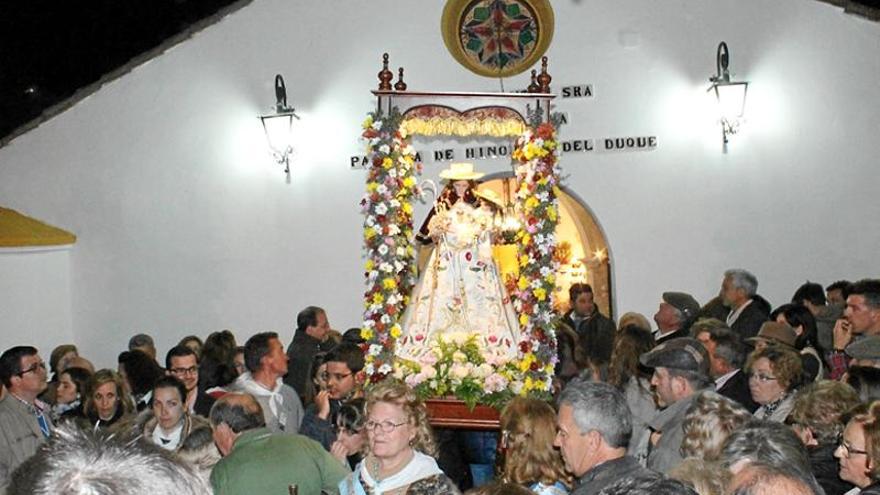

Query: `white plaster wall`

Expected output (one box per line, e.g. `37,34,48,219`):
0,249,74,355
0,0,878,366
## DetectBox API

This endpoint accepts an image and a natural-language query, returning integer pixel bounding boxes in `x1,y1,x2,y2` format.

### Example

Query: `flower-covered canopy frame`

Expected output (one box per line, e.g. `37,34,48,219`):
360,82,562,407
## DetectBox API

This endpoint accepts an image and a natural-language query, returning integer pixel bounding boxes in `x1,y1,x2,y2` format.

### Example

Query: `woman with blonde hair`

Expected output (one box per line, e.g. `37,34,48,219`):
338,380,459,494
499,397,570,494
78,369,136,436
680,391,752,461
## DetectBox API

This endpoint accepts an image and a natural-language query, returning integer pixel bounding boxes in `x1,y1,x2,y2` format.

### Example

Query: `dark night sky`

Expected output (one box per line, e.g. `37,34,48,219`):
0,0,243,140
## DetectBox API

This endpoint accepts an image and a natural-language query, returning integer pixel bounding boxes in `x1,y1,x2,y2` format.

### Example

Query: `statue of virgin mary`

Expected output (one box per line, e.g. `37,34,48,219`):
396,163,521,362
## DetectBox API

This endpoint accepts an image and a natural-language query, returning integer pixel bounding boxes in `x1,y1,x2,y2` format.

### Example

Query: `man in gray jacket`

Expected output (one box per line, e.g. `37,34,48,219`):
0,346,53,493
229,332,303,433
639,337,712,474
555,380,654,495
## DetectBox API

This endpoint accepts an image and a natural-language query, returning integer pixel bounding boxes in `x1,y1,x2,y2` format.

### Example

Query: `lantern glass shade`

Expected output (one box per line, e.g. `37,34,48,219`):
260,112,296,157
712,81,748,122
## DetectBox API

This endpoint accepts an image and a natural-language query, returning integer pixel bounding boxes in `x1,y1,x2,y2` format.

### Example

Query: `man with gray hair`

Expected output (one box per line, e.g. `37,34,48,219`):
555,379,654,495
639,338,713,473
8,423,211,494
719,420,819,490
721,269,769,340
128,333,158,361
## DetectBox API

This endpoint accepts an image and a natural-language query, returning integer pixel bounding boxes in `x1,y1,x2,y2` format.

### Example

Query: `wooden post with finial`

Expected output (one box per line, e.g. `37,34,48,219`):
394,67,407,91
527,69,539,93
537,56,552,93
378,53,393,90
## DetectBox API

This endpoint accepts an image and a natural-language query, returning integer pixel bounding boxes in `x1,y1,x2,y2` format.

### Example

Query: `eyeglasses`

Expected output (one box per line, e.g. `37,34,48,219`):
17,361,46,376
748,372,777,383
320,371,352,382
170,366,198,376
364,420,407,433
838,433,868,458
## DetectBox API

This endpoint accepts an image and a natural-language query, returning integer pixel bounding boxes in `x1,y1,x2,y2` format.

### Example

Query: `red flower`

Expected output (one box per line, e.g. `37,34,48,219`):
536,123,554,140
465,251,472,261
530,361,541,371
519,341,531,353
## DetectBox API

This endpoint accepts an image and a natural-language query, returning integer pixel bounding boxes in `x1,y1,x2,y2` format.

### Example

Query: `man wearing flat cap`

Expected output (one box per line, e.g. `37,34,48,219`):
846,335,880,369
653,292,701,344
639,337,713,473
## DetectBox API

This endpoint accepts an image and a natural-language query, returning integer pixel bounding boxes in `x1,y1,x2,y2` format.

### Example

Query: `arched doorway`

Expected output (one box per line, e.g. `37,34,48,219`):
478,174,614,320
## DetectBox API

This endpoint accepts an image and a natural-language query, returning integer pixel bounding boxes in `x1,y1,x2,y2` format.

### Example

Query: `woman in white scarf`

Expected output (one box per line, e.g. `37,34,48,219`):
338,380,459,495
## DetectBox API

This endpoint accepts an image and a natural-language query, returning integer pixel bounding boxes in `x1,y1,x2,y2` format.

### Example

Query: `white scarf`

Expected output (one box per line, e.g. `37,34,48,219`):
235,372,286,424
359,451,442,493
152,421,184,451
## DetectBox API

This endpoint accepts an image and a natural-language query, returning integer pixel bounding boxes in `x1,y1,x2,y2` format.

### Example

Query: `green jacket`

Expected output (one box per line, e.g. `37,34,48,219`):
211,428,349,495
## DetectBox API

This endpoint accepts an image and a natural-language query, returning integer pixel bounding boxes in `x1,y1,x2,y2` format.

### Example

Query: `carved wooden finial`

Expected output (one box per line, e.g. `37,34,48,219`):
537,56,552,93
394,67,407,91
527,69,539,93
378,53,393,91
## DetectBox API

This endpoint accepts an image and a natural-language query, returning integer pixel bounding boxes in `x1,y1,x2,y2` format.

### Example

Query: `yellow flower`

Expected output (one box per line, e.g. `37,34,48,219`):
519,254,529,268
390,325,402,339
361,327,374,340
362,116,373,130
533,287,547,301
546,205,557,221
537,177,548,186
405,245,415,256
364,227,376,239
519,313,529,327
372,293,385,304
521,233,531,246
545,274,556,285
399,127,408,138
402,176,416,188
524,197,539,210
365,260,375,271
367,182,379,192
523,376,535,393
402,203,413,215
517,276,529,290
519,353,535,372
382,157,393,169
383,278,397,289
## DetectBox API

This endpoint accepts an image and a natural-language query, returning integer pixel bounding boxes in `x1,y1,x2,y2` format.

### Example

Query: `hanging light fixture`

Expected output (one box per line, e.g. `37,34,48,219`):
259,74,299,174
708,42,748,145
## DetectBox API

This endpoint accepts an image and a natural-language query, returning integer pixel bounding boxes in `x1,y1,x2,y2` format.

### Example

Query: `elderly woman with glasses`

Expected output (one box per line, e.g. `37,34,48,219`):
338,380,459,495
835,402,880,494
747,346,803,422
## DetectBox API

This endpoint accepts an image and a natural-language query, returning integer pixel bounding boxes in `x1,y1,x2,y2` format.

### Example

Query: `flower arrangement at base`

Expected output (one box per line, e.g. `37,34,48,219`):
394,331,550,409
509,121,562,395
360,107,421,383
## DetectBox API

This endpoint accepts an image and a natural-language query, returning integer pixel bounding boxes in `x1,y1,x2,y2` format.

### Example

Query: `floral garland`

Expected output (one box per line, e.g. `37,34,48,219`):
360,107,421,382
510,122,561,394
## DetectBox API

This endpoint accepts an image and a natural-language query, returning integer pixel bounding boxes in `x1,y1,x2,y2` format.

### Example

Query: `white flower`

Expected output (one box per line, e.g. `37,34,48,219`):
379,144,390,154
421,365,437,379
380,262,393,273
475,363,493,379
375,203,388,215
403,144,415,155
396,247,406,257
539,266,552,277
369,344,383,356
377,184,388,195
511,380,524,394
484,373,509,393
372,121,383,131
452,351,467,364
365,363,375,374
405,373,425,387
380,314,391,324
389,199,401,208
365,216,376,226
451,364,470,380
388,168,398,178
388,224,400,236
377,245,389,255
378,363,393,375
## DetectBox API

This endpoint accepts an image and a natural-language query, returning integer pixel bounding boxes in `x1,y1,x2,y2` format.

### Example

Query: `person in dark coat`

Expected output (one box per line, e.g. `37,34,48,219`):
721,269,770,340
692,318,758,412
652,292,700,344
283,306,335,402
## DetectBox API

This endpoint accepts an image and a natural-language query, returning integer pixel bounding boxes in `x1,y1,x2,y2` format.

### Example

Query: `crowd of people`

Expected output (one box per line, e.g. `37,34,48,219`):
1,274,880,495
